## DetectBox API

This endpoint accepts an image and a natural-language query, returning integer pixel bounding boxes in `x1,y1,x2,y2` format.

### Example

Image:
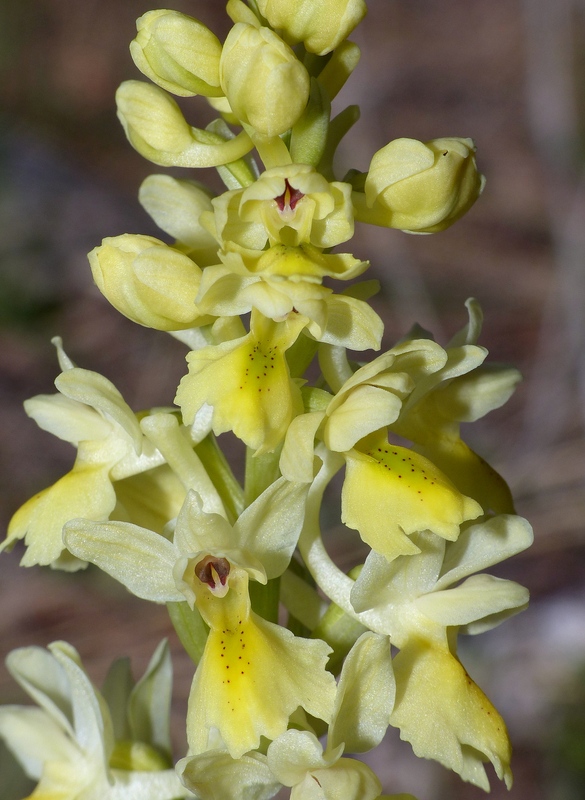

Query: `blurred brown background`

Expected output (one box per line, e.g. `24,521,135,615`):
1,1,584,798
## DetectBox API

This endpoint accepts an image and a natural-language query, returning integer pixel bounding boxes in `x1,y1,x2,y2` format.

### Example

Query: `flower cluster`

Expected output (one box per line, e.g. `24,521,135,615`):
1,2,531,799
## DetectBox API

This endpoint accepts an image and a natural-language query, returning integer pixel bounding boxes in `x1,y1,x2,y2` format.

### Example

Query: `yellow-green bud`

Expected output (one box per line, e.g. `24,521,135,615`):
88,234,207,330
357,137,485,233
256,0,366,56
130,10,223,98
116,80,197,165
219,23,310,137
116,80,253,167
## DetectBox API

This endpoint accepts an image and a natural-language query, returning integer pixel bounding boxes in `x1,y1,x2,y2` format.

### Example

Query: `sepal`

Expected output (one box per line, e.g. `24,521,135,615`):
138,175,219,265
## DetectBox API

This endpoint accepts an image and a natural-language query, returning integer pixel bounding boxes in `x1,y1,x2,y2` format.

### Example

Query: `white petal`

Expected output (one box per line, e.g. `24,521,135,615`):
63,519,182,603
129,640,172,756
436,514,534,590
0,707,77,780
24,394,111,444
56,368,142,452
5,646,74,738
235,478,309,578
109,767,190,800
415,574,529,627
434,364,521,422
138,174,216,251
49,642,108,764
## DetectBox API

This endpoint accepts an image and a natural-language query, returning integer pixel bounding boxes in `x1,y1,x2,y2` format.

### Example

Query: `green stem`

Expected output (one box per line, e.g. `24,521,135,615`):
318,104,360,181
195,435,244,525
286,332,319,379
249,576,280,624
244,446,283,622
244,446,282,506
167,602,209,664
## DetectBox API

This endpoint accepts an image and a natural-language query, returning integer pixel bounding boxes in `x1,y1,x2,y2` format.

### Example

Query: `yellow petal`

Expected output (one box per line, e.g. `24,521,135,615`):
342,440,482,561
6,464,115,568
390,638,512,790
187,569,336,758
415,437,515,514
176,312,306,454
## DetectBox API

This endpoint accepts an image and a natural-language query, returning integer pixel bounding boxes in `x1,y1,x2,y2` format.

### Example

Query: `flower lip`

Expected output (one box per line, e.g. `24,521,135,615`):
195,555,231,597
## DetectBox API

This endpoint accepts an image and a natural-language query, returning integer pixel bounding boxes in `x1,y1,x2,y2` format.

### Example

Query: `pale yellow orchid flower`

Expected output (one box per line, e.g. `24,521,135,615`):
3,343,181,570
353,137,485,233
0,641,188,800
176,310,307,454
281,337,481,560
88,234,212,331
207,164,354,250
194,244,380,351
130,10,223,98
391,299,522,514
188,566,336,758
64,479,334,760
350,518,533,790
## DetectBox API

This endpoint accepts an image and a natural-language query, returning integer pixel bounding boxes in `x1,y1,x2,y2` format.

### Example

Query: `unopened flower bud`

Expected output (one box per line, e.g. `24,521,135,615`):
116,80,196,162
256,0,366,56
88,234,207,330
219,23,310,137
357,137,485,233
116,80,253,167
130,10,223,97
